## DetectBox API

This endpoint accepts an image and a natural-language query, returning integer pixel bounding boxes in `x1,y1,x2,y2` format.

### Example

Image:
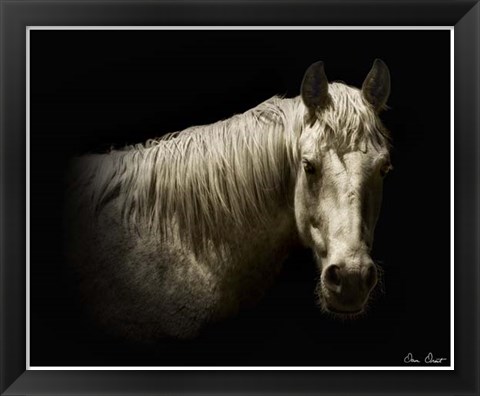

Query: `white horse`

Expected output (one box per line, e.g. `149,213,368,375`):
66,59,392,340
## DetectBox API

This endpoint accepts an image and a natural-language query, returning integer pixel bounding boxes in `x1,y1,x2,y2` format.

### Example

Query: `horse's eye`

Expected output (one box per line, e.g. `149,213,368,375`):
380,163,392,177
302,160,315,174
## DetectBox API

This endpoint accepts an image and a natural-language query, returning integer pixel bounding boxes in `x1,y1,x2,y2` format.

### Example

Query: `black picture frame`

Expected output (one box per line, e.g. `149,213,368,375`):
1,1,478,395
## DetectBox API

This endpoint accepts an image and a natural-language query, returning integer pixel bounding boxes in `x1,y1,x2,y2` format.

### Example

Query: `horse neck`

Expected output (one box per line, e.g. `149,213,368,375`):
201,95,304,255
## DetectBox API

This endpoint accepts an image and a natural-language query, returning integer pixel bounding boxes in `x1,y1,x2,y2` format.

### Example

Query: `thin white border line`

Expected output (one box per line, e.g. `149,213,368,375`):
29,366,454,371
450,28,455,371
26,26,453,30
26,26,454,371
26,27,31,371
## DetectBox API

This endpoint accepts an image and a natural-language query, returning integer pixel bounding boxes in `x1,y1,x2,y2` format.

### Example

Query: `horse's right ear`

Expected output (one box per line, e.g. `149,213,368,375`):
362,59,391,112
301,61,330,125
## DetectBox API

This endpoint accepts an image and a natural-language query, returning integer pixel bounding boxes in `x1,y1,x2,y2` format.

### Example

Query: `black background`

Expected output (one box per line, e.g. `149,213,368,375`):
30,29,450,367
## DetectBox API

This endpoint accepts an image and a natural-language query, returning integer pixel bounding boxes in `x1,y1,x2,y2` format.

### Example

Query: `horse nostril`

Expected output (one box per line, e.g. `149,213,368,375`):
364,264,378,290
324,264,342,291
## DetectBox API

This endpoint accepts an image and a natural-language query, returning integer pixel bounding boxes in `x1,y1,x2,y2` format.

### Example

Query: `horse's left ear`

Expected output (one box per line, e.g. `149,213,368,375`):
362,59,391,112
301,61,330,125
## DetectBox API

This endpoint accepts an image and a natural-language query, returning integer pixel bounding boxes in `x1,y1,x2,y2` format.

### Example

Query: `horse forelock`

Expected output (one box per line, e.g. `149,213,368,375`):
311,82,390,152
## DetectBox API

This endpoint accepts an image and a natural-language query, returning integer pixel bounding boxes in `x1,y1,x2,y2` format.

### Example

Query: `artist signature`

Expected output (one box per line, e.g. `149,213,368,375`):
404,352,448,364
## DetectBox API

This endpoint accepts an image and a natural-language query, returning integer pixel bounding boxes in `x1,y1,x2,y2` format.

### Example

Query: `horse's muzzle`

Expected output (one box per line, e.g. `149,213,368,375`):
321,262,377,314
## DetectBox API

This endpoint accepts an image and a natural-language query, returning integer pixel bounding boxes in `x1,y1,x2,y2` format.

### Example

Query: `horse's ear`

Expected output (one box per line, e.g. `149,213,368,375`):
362,59,391,112
301,61,330,124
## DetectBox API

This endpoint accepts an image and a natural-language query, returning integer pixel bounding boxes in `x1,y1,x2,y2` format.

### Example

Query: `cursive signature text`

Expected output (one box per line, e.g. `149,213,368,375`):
404,352,447,364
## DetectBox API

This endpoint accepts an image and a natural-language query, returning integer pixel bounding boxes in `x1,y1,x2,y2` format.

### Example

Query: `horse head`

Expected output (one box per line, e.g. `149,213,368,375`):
295,59,391,316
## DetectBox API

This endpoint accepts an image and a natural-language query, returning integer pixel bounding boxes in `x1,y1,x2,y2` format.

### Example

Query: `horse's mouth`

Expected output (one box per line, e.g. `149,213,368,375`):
317,282,369,320
317,291,366,319
325,305,363,315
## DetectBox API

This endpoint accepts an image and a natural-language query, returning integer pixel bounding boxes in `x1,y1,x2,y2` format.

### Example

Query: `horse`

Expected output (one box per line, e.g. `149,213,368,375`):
65,59,392,340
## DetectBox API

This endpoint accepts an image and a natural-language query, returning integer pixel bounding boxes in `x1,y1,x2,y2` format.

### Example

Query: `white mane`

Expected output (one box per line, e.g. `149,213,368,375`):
70,83,389,254
72,96,304,253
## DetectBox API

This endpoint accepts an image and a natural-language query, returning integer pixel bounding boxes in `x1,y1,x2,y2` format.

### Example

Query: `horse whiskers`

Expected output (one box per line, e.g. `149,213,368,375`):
314,261,385,320
373,260,386,295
